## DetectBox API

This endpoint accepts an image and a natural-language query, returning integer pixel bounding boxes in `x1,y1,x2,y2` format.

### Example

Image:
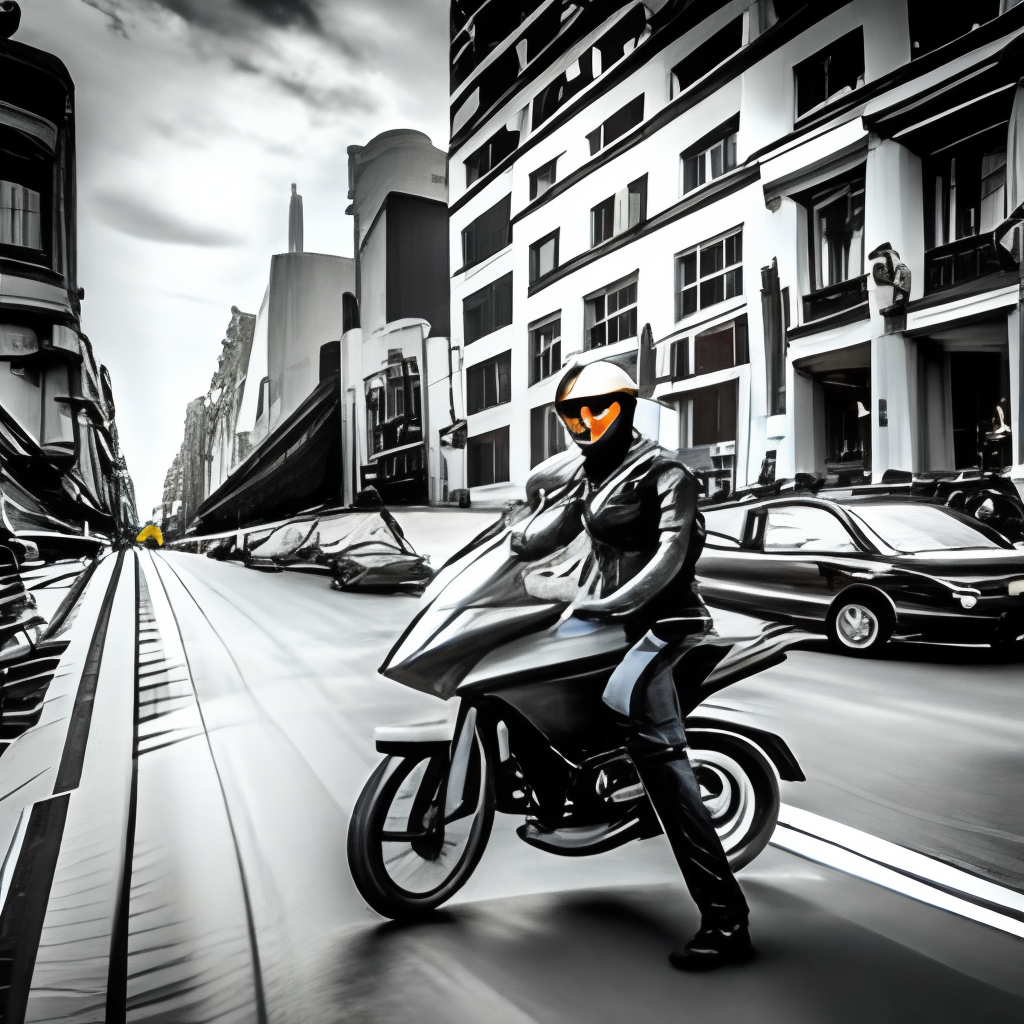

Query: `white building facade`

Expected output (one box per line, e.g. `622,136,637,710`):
449,0,1024,504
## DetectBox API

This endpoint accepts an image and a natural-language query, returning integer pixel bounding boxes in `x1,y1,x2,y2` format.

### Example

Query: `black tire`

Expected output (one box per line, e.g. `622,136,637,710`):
688,732,781,873
826,592,893,656
347,738,494,919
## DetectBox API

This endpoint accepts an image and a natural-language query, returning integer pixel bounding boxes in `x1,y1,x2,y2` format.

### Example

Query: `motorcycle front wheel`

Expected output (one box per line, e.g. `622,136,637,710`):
347,737,494,919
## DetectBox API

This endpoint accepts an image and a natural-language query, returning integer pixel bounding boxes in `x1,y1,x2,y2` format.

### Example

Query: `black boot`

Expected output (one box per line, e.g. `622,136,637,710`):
669,920,755,971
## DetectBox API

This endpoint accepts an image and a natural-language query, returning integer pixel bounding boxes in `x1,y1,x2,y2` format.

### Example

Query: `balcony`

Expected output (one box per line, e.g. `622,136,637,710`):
801,275,868,325
924,236,1005,295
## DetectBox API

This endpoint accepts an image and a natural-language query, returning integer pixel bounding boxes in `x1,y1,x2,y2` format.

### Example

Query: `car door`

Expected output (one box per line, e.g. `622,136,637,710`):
756,504,863,624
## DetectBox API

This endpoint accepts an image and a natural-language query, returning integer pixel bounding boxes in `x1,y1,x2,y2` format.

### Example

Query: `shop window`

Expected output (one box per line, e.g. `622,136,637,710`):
924,133,1007,293
529,229,559,283
794,28,864,118
670,16,743,96
462,194,512,269
585,275,638,350
463,272,513,344
529,315,561,385
530,403,568,467
530,158,558,200
680,117,738,195
675,229,742,320
468,425,510,486
465,126,519,187
908,1,1004,58
586,95,644,156
591,175,647,247
466,350,511,415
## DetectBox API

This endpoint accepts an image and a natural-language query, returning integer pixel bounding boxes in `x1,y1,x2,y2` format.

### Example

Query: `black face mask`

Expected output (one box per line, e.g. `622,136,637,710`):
556,392,637,480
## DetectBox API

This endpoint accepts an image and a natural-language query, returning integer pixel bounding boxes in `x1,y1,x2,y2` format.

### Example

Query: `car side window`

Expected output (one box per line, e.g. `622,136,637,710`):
763,506,858,553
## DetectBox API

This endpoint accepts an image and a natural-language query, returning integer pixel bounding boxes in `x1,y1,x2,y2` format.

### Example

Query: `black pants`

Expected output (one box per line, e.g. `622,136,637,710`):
602,618,749,926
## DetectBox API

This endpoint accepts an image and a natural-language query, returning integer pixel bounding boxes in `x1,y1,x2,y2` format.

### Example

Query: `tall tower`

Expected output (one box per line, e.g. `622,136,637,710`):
288,183,303,253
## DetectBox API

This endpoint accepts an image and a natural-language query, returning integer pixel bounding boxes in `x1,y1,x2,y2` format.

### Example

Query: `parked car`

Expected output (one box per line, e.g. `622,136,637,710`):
698,496,1024,654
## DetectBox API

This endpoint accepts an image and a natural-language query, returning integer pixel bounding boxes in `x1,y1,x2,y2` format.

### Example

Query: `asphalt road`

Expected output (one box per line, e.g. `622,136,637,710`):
110,546,1024,1023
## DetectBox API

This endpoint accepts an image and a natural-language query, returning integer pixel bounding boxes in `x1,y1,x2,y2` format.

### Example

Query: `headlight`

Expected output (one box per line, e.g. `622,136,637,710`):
958,595,978,610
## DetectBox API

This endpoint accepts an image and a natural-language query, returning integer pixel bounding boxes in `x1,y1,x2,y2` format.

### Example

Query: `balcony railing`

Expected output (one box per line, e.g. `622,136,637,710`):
801,275,868,323
925,236,1005,294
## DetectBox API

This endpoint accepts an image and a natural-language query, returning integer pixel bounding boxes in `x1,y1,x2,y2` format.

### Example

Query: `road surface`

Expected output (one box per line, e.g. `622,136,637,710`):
0,541,1021,1023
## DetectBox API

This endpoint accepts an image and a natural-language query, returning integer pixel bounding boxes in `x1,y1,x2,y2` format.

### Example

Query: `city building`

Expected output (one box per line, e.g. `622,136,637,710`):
448,0,1024,503
183,188,354,533
345,130,457,504
0,8,137,550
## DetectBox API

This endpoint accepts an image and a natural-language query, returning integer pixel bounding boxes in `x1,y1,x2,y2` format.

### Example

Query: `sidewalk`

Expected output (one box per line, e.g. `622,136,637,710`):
0,551,261,1024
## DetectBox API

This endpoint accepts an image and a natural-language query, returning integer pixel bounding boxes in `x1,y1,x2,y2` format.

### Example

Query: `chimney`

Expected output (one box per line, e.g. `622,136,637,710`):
288,183,304,253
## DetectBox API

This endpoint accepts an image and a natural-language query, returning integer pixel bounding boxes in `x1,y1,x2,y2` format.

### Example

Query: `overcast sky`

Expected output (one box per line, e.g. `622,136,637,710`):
17,0,450,516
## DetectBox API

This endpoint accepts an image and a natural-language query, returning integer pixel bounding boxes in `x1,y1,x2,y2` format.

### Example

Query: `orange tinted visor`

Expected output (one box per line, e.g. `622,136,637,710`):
556,396,622,443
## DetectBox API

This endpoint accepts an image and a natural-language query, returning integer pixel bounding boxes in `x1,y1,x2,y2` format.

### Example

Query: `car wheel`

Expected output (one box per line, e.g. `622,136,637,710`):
827,593,892,656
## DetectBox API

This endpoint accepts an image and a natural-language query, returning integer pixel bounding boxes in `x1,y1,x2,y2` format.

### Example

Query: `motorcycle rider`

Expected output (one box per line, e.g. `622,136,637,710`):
547,358,753,970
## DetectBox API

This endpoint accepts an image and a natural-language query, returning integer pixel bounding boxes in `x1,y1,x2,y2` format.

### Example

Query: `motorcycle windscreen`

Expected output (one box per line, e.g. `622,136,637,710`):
381,529,569,698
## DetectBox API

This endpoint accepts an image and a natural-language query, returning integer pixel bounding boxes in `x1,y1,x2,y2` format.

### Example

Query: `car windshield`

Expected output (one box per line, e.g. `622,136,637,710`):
848,505,1003,553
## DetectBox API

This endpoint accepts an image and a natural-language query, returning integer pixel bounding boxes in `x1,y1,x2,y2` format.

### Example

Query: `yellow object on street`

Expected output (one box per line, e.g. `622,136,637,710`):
136,524,164,547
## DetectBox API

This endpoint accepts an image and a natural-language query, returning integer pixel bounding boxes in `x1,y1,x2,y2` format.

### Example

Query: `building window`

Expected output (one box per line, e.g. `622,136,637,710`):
591,175,647,247
810,181,864,290
908,1,1003,58
530,158,558,200
679,380,738,447
529,230,559,283
924,133,1008,293
586,275,638,350
530,403,567,467
466,350,512,415
586,95,644,156
468,426,510,486
670,16,743,96
529,315,561,385
462,194,512,270
694,318,748,374
0,181,42,252
675,229,742,320
680,118,738,195
794,28,864,118
465,127,519,187
463,272,513,344
342,292,359,332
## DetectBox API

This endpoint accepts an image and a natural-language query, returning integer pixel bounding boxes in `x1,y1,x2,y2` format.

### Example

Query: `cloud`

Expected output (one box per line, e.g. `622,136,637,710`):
94,191,243,246
80,0,130,36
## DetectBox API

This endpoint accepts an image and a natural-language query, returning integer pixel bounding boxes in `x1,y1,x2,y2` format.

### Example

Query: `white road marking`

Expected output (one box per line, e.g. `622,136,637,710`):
772,804,1024,939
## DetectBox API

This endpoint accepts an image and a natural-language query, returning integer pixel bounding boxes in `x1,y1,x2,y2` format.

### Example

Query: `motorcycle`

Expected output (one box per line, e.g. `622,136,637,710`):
348,482,811,920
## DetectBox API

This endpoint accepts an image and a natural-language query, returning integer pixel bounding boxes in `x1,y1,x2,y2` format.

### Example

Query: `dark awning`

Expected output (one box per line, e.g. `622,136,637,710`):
191,376,341,534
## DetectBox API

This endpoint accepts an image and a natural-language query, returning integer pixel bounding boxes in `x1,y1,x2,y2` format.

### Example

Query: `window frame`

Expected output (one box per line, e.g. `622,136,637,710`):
466,350,512,415
467,426,511,487
585,274,639,351
591,175,647,247
530,402,568,468
462,272,513,344
586,94,644,156
808,178,865,291
529,229,560,284
674,228,743,322
793,27,865,120
461,194,512,270
529,157,559,200
529,313,562,386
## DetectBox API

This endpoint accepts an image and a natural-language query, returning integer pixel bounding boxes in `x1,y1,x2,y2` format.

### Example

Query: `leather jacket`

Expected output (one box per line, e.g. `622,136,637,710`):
513,434,706,626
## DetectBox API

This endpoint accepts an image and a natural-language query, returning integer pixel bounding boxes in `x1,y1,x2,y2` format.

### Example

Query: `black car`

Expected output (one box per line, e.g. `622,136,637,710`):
697,496,1024,654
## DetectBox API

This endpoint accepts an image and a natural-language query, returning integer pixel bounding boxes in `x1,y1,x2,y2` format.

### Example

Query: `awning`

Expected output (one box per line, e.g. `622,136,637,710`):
191,376,341,533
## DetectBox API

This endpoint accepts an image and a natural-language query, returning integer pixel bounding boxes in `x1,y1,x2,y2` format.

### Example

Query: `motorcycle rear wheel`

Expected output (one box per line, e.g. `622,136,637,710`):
688,733,781,872
347,739,494,919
